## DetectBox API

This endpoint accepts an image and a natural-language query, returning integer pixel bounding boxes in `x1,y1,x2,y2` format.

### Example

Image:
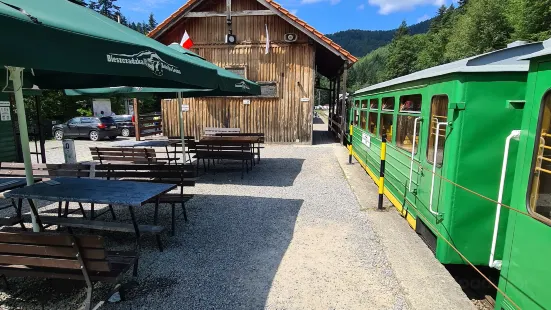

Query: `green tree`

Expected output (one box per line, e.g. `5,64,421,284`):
394,20,409,39
148,13,157,31
445,0,512,61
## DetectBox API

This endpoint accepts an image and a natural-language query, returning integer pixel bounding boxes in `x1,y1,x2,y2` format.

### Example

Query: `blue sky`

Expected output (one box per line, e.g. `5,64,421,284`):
118,0,457,34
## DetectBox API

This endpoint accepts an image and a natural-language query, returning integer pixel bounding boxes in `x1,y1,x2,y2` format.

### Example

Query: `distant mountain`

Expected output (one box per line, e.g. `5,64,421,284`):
327,19,433,57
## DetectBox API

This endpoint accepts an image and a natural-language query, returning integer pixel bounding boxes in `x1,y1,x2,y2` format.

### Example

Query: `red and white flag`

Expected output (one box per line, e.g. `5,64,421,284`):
180,31,194,49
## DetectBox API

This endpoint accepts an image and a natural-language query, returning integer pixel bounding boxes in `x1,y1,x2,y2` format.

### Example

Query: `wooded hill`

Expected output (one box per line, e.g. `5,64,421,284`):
346,0,551,92
327,20,432,58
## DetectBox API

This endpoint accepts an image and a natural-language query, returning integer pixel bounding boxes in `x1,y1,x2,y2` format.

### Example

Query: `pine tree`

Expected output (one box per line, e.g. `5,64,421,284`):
458,0,468,8
148,13,157,31
394,21,409,40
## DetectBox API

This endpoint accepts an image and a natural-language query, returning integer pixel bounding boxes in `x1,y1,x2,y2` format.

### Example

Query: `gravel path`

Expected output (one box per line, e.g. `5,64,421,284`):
0,138,410,309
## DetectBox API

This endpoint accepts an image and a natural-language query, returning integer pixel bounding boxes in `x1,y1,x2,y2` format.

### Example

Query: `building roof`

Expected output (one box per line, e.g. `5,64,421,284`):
147,0,357,65
355,40,550,95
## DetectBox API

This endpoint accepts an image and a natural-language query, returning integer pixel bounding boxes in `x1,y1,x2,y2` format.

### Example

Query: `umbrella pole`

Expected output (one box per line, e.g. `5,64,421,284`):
8,67,38,232
177,92,187,164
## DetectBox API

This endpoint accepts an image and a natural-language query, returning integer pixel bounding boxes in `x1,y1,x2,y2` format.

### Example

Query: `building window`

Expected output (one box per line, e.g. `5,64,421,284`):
529,91,551,223
257,81,279,98
396,94,422,153
379,113,393,141
382,97,395,112
427,95,448,166
360,111,367,130
361,100,368,109
225,66,247,78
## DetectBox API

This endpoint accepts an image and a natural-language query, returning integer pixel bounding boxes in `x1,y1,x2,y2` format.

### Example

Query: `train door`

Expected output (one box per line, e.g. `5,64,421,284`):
497,63,551,310
414,95,450,250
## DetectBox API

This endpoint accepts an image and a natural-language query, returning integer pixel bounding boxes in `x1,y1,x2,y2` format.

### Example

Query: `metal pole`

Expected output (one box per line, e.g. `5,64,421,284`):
177,92,187,163
8,66,38,231
377,134,387,210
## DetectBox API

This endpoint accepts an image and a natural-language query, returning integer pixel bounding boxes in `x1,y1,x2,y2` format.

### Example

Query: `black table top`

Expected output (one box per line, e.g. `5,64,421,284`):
112,140,178,148
0,178,28,192
4,177,176,207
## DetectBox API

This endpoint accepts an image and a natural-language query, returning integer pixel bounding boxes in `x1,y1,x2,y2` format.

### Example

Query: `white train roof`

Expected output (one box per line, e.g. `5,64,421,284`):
354,40,551,95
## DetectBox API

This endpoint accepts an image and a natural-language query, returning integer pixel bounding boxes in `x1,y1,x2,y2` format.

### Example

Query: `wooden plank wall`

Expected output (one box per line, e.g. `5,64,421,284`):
157,0,315,143
162,43,314,142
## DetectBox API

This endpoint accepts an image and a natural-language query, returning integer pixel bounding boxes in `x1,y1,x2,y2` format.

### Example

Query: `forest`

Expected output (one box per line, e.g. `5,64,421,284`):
346,0,551,92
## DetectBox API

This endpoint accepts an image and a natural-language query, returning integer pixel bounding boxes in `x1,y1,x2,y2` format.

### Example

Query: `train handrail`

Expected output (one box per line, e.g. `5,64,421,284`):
429,120,448,216
489,130,521,270
408,117,422,192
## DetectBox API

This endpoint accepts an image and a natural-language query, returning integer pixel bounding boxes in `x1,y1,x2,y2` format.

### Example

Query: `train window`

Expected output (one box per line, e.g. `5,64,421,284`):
360,111,367,130
529,92,551,222
368,111,377,134
370,99,379,110
396,116,419,153
361,100,368,109
427,95,448,166
382,97,395,111
355,100,360,108
353,109,359,126
400,94,422,113
379,113,393,141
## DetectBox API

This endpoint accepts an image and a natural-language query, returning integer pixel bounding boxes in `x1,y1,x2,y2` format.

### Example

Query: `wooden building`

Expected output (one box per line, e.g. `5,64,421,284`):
148,0,356,143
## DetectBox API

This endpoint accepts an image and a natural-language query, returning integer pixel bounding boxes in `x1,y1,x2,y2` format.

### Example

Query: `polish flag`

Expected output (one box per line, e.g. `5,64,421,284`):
180,31,193,49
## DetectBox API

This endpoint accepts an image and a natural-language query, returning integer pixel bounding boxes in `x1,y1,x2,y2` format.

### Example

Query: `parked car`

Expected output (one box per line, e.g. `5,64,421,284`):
111,115,135,137
52,117,118,141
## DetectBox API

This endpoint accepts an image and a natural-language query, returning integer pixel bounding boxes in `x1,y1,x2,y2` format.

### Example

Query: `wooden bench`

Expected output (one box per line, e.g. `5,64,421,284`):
0,163,103,226
215,132,265,162
204,127,241,136
167,136,196,163
193,141,254,179
0,231,137,310
90,147,177,165
95,164,196,236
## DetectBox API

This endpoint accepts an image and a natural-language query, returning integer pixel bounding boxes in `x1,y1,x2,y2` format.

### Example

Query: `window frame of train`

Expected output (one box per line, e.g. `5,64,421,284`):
367,98,379,135
353,100,360,126
379,96,395,143
426,95,449,167
359,99,368,130
527,89,551,225
396,94,423,154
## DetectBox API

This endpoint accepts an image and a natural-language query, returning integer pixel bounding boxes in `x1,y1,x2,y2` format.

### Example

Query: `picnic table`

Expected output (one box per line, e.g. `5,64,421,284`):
0,177,44,229
4,177,176,251
199,136,261,143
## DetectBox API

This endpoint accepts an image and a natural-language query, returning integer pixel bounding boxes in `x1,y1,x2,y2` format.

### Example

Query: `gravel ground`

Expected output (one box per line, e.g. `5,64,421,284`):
0,137,410,309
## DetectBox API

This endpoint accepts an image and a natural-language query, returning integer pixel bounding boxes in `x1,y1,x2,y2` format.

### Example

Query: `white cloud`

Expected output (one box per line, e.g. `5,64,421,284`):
300,0,341,5
357,4,365,10
368,0,445,15
417,14,430,22
290,9,299,15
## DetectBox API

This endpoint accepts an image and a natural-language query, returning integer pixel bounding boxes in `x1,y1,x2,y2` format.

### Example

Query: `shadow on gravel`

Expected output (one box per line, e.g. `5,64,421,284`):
0,195,303,310
196,158,305,187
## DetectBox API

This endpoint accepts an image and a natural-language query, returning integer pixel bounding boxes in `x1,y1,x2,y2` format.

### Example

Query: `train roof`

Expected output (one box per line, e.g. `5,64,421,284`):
519,39,551,60
354,40,551,95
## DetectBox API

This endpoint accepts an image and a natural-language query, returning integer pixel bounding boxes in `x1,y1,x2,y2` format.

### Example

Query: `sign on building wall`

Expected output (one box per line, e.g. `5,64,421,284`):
362,133,370,148
0,102,11,121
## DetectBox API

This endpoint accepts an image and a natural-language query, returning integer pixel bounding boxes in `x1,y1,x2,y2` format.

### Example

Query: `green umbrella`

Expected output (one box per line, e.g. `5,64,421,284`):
0,1,219,89
0,0,219,231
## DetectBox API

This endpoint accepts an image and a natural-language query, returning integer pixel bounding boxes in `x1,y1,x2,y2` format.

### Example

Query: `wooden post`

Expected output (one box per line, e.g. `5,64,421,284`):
340,64,348,145
335,74,340,136
133,98,141,141
328,79,333,132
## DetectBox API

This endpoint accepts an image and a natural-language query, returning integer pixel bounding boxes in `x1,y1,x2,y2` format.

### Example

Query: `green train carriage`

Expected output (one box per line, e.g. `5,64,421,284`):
348,42,547,266
496,42,551,310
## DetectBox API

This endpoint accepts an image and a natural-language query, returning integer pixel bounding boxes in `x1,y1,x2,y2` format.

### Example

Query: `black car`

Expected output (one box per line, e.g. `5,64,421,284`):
52,117,118,141
111,115,135,137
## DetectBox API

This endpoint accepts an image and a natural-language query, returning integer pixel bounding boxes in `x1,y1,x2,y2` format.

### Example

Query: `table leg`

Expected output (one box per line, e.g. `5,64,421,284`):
153,197,163,252
90,203,94,220
16,199,25,230
64,201,69,217
27,199,43,232
128,206,140,248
